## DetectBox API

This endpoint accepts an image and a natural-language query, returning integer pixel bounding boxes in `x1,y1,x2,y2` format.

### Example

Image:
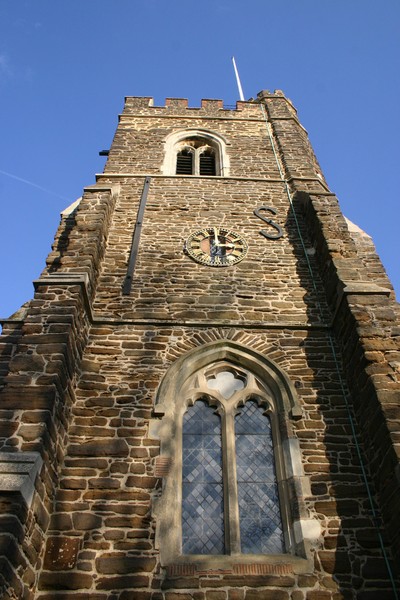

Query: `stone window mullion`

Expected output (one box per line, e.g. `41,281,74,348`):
193,148,200,176
220,404,241,554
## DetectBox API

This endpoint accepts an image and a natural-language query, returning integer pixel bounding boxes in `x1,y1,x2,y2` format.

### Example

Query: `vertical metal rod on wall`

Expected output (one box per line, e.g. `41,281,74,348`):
122,176,152,295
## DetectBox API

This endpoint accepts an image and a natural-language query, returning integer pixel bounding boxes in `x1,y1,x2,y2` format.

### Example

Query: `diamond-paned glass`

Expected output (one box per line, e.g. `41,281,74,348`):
235,401,284,554
182,400,224,554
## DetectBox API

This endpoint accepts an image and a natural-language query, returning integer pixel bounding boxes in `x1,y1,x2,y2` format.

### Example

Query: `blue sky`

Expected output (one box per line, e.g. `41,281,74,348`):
1,1,399,318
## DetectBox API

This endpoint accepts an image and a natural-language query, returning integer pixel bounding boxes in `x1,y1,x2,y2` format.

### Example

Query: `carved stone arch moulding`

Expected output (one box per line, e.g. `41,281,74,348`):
150,340,320,572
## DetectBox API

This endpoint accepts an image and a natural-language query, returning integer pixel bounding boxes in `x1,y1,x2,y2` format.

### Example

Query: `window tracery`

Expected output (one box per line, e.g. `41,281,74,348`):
175,139,217,176
151,341,318,572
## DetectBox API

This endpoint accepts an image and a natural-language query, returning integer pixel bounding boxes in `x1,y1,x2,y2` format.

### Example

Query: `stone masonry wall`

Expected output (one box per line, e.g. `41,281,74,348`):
91,176,330,325
34,326,394,599
105,97,281,179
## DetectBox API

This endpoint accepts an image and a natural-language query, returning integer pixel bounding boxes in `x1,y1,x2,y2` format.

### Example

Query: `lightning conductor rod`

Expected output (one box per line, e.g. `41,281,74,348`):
232,56,245,101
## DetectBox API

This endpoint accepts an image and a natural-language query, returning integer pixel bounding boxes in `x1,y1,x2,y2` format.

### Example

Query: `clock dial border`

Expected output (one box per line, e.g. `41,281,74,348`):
185,226,248,267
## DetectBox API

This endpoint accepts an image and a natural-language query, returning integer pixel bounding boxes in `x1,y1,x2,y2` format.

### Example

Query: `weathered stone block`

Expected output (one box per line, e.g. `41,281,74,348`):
43,537,81,570
245,591,289,600
49,512,73,530
95,554,156,574
96,575,149,589
69,439,129,457
38,571,93,590
72,513,102,531
164,594,194,600
205,592,227,600
0,386,56,409
39,596,107,600
318,551,351,574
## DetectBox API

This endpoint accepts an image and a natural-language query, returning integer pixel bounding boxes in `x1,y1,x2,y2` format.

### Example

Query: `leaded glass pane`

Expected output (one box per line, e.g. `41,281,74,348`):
236,401,284,554
182,400,224,554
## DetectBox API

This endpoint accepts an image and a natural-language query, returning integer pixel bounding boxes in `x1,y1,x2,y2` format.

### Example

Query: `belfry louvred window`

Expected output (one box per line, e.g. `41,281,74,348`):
176,149,193,175
199,149,216,176
181,369,284,556
175,138,218,176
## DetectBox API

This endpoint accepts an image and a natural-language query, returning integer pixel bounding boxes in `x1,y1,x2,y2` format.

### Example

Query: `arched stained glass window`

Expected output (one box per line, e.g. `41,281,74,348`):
182,400,224,554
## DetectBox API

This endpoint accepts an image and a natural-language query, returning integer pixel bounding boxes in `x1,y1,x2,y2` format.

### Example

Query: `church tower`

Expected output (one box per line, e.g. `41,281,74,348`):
0,91,399,599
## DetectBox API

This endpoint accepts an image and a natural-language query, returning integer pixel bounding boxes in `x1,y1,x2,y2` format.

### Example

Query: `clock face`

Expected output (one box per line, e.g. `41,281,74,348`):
185,226,248,267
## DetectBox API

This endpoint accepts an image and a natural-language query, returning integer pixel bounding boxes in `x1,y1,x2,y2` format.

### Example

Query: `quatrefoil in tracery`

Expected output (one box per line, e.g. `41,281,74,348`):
206,370,245,399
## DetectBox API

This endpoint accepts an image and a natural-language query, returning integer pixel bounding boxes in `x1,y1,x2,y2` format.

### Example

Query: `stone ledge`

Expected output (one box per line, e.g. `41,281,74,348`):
1,273,93,325
332,282,393,326
343,283,392,296
0,452,43,507
33,273,93,321
33,272,89,288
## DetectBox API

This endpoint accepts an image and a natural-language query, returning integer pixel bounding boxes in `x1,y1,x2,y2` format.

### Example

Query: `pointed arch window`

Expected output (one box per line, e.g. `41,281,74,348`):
152,341,317,571
235,401,284,554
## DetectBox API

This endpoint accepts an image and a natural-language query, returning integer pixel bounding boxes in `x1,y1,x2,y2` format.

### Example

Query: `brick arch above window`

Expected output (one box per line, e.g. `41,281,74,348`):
150,340,319,573
162,129,230,177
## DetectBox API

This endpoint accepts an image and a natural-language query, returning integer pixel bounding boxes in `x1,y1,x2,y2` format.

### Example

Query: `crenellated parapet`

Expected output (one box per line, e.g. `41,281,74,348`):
122,95,262,116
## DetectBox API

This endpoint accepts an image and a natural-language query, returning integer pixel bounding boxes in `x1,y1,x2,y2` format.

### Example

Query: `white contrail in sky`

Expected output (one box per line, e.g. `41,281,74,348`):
0,169,70,202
